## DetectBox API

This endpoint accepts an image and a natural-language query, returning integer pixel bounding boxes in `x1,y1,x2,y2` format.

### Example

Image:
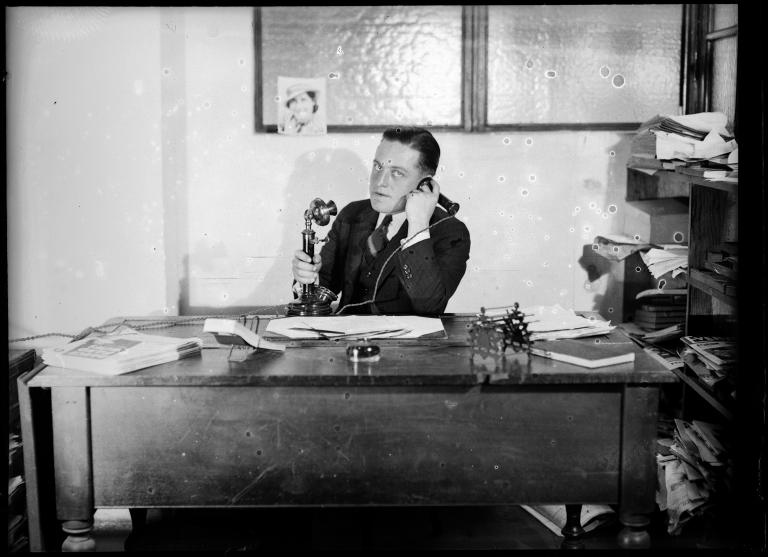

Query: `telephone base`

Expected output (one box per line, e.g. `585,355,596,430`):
286,298,334,317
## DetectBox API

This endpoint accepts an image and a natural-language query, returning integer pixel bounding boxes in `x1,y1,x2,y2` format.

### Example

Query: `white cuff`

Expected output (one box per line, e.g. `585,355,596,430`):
400,230,430,249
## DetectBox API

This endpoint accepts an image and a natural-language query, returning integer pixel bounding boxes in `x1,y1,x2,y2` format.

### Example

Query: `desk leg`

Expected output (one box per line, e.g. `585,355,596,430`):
52,388,96,552
560,504,585,549
617,385,658,549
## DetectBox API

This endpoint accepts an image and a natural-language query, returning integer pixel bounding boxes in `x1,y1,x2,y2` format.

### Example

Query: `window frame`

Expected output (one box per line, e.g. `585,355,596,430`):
682,4,738,136
254,5,687,133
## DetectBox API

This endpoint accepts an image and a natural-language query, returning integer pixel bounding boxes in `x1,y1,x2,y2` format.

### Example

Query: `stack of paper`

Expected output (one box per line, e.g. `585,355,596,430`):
681,336,737,377
628,112,738,176
639,246,689,279
515,305,614,341
42,328,202,375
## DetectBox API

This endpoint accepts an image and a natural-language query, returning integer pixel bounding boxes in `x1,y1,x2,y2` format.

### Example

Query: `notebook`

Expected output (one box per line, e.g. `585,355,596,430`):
529,338,636,369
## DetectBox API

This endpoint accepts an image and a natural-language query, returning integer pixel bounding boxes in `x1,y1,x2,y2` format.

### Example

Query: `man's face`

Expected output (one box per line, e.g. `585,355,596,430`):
287,92,315,124
369,140,426,214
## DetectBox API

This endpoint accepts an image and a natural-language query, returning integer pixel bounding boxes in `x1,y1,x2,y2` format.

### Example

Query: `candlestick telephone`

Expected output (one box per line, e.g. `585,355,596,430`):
286,179,460,316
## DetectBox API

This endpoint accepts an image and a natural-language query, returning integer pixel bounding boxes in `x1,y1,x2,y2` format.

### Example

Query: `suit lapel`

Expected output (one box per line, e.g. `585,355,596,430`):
341,203,378,305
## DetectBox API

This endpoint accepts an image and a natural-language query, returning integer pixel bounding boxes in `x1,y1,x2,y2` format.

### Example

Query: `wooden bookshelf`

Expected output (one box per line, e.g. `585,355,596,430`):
625,169,738,423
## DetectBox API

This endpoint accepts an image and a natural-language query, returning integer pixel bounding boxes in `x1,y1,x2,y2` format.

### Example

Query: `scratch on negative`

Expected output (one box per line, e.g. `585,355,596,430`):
175,429,192,446
202,410,219,436
230,464,278,504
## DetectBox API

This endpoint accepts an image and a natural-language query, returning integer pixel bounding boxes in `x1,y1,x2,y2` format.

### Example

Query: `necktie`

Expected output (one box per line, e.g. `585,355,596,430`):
367,214,392,257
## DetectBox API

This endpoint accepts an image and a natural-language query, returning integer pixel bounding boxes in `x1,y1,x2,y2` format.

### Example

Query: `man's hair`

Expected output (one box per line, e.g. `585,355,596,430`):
382,126,440,176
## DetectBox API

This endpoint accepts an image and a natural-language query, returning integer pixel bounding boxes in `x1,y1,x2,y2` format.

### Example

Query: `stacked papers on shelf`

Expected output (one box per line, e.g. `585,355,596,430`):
42,328,202,375
628,112,737,175
640,246,689,279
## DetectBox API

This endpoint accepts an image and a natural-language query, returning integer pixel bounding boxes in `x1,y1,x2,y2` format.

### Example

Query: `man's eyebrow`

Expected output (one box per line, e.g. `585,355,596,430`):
372,159,408,172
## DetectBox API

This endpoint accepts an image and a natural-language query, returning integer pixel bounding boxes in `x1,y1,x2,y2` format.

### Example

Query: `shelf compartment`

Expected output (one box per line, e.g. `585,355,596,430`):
688,269,737,305
672,361,735,422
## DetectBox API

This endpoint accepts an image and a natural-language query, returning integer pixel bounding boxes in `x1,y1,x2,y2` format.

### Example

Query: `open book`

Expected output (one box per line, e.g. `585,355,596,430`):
521,504,616,537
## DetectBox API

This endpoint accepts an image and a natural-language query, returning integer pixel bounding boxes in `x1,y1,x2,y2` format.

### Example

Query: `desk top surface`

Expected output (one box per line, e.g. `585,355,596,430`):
25,315,677,388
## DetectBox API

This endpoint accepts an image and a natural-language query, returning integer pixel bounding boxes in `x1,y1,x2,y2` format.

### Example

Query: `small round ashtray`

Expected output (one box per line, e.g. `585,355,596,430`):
346,344,381,363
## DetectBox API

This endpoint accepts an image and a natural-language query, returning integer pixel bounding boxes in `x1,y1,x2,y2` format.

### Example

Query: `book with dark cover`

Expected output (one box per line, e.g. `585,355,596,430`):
529,338,636,368
635,308,686,320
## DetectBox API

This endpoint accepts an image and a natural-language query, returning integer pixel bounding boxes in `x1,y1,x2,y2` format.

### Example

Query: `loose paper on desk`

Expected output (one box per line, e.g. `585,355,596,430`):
203,319,286,351
265,315,445,340
516,304,614,341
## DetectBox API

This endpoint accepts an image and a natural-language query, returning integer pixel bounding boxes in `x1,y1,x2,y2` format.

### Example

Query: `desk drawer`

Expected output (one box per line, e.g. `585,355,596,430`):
90,386,621,506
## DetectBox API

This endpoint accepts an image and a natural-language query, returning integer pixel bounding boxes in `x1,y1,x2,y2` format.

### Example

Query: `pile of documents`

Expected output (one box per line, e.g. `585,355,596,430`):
656,419,731,535
42,326,202,375
639,245,689,279
680,336,736,393
628,112,738,180
516,304,614,341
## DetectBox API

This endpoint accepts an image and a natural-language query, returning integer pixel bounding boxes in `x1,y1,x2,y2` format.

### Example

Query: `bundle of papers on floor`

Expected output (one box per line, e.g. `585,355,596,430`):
639,245,689,279
42,326,202,375
656,418,731,535
521,504,616,537
516,304,615,341
628,112,738,176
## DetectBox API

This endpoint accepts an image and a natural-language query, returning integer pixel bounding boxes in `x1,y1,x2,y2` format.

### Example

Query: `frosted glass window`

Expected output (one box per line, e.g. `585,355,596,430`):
260,6,463,128
487,5,683,125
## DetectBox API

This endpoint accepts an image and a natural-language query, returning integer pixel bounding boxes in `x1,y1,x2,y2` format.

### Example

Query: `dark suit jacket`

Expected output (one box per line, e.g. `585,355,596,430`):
318,199,471,315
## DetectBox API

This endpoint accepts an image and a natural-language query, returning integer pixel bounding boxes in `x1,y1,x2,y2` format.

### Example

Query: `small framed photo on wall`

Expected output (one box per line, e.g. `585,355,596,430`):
277,76,327,136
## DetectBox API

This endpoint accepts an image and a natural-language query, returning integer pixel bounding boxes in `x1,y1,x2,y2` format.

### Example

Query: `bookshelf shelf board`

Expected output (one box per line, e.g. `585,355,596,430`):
672,364,734,422
687,273,737,306
686,176,738,193
625,168,737,201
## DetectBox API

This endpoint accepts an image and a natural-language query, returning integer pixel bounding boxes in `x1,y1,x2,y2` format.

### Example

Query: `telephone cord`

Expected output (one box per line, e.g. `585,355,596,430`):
8,308,285,344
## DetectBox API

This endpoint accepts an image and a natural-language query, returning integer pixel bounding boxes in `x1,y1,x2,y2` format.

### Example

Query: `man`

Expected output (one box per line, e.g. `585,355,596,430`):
292,126,470,315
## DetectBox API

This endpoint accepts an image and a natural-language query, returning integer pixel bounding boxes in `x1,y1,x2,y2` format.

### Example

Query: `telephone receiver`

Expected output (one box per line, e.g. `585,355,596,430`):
416,177,460,216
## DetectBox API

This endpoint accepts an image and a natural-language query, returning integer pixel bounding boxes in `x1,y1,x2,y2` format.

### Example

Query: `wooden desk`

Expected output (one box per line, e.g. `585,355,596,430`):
19,315,676,551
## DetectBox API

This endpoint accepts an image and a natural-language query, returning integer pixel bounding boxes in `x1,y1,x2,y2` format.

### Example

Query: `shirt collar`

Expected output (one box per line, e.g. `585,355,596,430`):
376,211,407,241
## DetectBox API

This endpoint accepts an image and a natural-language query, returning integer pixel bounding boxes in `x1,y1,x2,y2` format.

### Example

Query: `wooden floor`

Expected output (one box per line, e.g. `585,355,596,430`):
91,505,735,553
